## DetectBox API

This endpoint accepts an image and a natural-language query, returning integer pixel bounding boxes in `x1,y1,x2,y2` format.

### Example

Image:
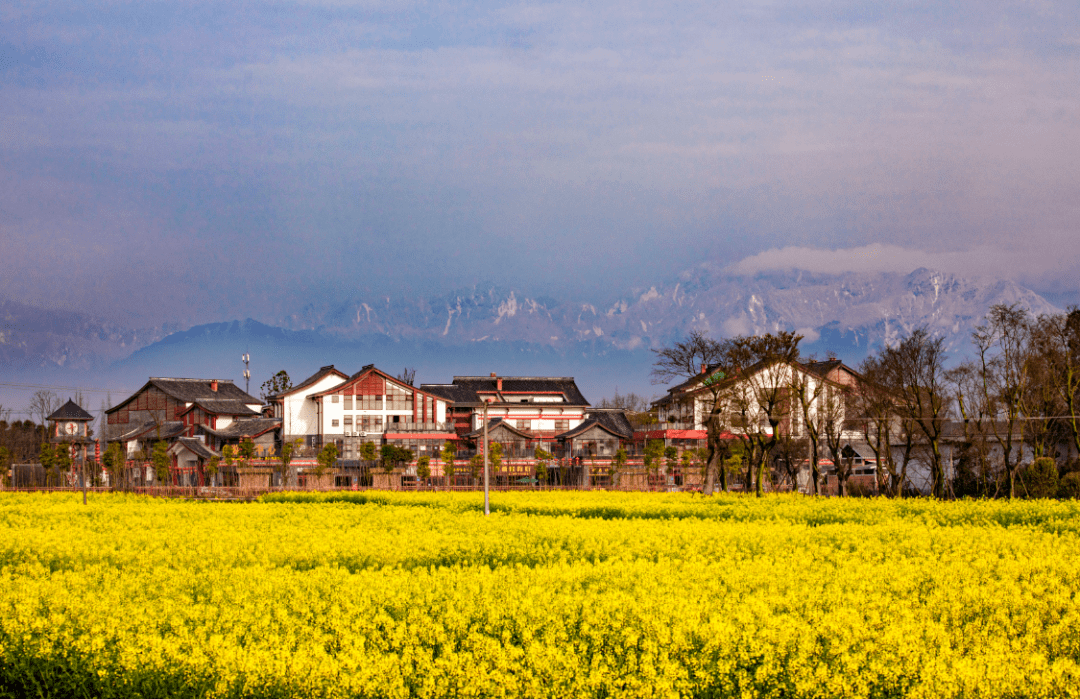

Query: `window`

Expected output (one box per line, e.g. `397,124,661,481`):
344,396,353,410
343,416,353,425
331,395,339,404
515,420,530,431
554,420,569,432
331,419,339,427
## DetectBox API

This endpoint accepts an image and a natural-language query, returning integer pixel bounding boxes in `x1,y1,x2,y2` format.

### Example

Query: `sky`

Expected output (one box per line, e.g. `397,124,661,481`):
3,0,1080,328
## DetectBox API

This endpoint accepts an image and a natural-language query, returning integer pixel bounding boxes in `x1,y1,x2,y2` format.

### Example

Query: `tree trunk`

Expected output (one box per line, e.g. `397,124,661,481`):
704,424,723,495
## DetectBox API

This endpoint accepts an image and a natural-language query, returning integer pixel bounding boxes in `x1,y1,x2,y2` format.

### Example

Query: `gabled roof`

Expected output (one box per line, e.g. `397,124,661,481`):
581,409,635,439
106,378,261,414
464,418,536,440
172,437,220,460
198,418,280,440
556,419,628,441
115,420,186,443
802,359,843,377
48,399,94,421
421,376,590,407
180,400,260,417
272,365,349,399
310,365,447,402
802,359,864,384
652,358,848,409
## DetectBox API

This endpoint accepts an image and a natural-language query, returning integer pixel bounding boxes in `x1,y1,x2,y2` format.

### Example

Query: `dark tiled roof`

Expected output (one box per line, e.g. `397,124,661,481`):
464,419,535,440
420,383,478,403
424,376,590,406
175,437,219,460
107,378,262,414
48,399,94,421
188,399,260,416
557,418,630,440
199,418,280,439
149,378,261,404
273,365,348,398
583,409,635,439
802,359,844,378
116,420,186,442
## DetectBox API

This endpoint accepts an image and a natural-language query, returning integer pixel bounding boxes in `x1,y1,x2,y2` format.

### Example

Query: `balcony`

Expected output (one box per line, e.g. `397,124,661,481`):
384,421,453,434
656,420,699,431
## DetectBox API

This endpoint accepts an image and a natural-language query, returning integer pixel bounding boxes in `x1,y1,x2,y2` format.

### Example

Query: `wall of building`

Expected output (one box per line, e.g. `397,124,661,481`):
280,374,346,440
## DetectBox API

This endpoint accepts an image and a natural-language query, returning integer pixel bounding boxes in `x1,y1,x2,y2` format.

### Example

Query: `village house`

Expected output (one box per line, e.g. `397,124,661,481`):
106,377,268,486
651,358,870,492
106,378,263,442
267,365,350,447
277,365,458,461
421,374,592,447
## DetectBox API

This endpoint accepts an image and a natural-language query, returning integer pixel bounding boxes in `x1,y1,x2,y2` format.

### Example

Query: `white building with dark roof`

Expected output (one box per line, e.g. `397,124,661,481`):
421,373,591,438
267,365,349,444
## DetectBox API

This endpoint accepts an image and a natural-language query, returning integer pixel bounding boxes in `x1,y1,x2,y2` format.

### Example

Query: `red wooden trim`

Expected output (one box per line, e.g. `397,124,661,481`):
384,433,459,440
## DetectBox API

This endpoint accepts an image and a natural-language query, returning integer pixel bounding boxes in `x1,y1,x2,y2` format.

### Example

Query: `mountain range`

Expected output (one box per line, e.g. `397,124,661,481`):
0,266,1063,407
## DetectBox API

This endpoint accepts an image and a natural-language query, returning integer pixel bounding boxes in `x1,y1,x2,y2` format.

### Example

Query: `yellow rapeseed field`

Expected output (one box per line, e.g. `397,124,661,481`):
1,491,1079,698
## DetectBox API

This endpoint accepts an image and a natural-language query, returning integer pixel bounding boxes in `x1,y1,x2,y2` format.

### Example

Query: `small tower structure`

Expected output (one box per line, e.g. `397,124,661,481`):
48,399,96,475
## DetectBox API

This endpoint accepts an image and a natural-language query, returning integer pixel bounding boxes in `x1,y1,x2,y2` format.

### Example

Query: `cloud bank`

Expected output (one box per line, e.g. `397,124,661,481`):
2,0,1079,323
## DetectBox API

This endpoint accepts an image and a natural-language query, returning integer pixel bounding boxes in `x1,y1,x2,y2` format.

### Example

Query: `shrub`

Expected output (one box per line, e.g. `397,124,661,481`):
1059,471,1080,500
1024,457,1059,499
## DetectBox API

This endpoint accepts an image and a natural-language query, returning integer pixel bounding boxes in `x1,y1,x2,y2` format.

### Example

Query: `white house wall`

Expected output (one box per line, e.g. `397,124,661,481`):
282,374,347,440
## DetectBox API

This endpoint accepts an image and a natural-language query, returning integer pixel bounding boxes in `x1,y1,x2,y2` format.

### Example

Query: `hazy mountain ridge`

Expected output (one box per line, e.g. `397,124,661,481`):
0,268,1062,381
274,268,1061,359
0,299,174,372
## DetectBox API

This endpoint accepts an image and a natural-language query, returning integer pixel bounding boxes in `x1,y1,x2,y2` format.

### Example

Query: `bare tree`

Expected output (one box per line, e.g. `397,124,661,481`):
867,328,951,498
972,304,1031,499
946,361,996,496
855,355,909,497
820,384,852,496
720,332,803,496
1029,308,1080,459
28,391,60,437
651,330,734,495
397,367,417,386
790,365,826,494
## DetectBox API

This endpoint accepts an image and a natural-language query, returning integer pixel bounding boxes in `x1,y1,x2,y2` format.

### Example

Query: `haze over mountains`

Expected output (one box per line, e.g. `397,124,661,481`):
0,266,1062,410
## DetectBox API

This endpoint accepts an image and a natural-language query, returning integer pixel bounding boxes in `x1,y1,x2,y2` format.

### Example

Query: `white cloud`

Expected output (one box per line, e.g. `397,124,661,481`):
724,241,1080,292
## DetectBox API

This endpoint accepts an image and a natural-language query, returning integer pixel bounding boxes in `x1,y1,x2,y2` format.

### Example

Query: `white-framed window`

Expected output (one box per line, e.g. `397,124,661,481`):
331,419,339,427
331,395,340,404
554,420,569,432
343,416,353,425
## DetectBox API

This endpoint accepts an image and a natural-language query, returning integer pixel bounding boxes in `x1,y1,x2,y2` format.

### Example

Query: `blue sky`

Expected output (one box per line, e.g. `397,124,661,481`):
3,0,1079,326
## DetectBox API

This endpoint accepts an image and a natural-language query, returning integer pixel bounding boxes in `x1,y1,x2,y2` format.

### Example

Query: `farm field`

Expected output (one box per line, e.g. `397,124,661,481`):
1,493,1079,698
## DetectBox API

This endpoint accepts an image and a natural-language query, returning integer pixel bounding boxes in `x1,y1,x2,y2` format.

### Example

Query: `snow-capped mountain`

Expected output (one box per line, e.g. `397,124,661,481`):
276,267,1062,360
0,266,1063,403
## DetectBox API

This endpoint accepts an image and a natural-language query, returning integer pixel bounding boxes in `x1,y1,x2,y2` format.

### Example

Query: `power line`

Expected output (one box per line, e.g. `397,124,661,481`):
0,382,134,394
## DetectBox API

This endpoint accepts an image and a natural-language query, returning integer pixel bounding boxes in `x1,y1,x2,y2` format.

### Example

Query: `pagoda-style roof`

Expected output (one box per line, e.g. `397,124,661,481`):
48,399,94,421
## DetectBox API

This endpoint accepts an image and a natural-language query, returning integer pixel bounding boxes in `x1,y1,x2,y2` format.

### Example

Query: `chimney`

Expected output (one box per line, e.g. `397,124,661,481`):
490,372,496,377
497,377,503,391
701,363,707,375
210,380,218,392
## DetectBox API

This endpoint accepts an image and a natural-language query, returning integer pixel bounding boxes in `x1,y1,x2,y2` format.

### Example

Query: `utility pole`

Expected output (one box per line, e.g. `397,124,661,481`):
242,353,251,395
483,398,490,516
